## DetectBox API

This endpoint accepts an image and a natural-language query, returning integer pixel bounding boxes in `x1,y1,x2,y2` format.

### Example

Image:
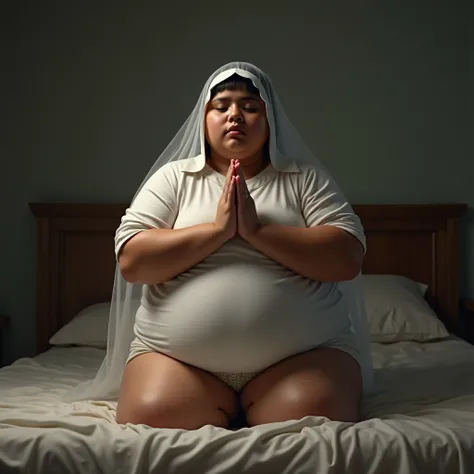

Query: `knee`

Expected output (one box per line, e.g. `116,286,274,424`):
116,397,167,428
116,397,229,430
308,393,360,422
116,397,169,428
247,389,359,426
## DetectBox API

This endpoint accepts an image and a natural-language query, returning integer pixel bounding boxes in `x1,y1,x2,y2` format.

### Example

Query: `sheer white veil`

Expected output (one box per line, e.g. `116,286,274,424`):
65,61,373,402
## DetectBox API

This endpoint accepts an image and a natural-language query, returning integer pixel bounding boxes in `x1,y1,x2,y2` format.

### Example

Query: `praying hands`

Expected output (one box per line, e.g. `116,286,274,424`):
214,159,261,242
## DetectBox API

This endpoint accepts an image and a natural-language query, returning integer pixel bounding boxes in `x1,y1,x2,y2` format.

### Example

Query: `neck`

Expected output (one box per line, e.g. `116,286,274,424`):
207,150,269,179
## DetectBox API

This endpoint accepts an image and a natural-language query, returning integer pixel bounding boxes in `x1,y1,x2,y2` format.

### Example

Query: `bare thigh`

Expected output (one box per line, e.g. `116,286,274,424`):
241,347,362,426
116,352,239,430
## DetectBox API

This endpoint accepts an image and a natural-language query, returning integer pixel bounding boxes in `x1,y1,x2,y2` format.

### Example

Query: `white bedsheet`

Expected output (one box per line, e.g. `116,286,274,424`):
1,338,474,474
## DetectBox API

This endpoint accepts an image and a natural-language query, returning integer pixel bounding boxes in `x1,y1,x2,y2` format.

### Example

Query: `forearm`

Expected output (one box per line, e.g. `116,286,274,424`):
119,224,227,284
247,224,364,282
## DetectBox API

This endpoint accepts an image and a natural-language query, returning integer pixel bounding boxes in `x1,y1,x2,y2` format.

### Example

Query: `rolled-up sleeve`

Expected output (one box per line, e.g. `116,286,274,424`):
299,165,366,252
115,163,179,259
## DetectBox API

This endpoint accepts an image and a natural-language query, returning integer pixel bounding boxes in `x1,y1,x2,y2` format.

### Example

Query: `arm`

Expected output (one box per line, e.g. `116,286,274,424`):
238,164,366,282
246,224,364,282
118,160,237,285
119,224,227,285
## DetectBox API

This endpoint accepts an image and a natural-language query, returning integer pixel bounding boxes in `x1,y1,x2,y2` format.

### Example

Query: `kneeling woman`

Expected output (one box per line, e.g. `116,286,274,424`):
114,62,369,430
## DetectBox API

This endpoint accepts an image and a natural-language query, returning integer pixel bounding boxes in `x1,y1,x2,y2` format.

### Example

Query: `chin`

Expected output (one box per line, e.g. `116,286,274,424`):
222,145,259,159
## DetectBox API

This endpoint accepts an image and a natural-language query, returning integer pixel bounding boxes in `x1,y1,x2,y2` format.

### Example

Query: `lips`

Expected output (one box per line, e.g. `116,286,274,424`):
226,126,245,135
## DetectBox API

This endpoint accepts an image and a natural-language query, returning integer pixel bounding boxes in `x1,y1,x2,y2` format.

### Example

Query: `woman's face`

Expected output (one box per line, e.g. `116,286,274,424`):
204,88,269,162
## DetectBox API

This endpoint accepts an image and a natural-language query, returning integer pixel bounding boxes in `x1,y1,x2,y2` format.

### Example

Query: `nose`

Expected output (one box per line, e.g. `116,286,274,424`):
229,104,243,123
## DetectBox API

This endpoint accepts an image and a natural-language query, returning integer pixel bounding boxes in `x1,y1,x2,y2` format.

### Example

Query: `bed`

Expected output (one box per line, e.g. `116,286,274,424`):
1,202,473,474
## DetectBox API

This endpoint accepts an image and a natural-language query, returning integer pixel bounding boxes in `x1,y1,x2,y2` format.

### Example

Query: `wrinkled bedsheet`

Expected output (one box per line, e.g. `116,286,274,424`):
1,338,474,474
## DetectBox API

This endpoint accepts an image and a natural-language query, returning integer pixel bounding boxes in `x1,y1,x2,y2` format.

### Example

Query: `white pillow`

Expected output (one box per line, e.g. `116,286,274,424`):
362,274,450,343
49,300,140,348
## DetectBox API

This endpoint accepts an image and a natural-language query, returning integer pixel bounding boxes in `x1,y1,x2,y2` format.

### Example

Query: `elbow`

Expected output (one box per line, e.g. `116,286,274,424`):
118,251,166,286
119,259,137,284
340,249,364,281
118,251,141,284
340,263,361,281
118,235,148,284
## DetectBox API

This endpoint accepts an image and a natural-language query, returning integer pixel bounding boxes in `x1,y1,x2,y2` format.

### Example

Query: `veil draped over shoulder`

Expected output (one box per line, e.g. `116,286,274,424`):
64,61,373,402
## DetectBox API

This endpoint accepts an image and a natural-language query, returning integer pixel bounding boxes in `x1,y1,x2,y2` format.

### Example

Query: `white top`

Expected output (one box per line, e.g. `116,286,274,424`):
114,155,367,372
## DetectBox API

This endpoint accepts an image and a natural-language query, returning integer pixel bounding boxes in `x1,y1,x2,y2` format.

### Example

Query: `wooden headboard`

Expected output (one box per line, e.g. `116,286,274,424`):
29,203,467,355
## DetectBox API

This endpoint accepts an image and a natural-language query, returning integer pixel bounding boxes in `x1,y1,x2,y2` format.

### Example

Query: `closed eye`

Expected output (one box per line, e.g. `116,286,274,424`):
214,106,259,113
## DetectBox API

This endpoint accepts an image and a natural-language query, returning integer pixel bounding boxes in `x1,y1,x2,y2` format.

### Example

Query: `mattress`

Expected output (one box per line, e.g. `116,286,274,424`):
1,338,474,474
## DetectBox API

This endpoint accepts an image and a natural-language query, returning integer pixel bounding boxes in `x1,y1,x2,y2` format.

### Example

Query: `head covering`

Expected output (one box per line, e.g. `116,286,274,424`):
65,61,373,401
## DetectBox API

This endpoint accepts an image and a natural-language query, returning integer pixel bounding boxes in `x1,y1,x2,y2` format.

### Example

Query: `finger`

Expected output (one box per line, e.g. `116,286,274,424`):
232,160,238,177
229,176,236,204
236,175,245,211
236,163,249,194
223,160,233,195
239,164,246,184
227,175,234,199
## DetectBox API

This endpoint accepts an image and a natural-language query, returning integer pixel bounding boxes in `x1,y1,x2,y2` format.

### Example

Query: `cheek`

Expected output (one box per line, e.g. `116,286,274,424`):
205,114,222,140
252,116,269,140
